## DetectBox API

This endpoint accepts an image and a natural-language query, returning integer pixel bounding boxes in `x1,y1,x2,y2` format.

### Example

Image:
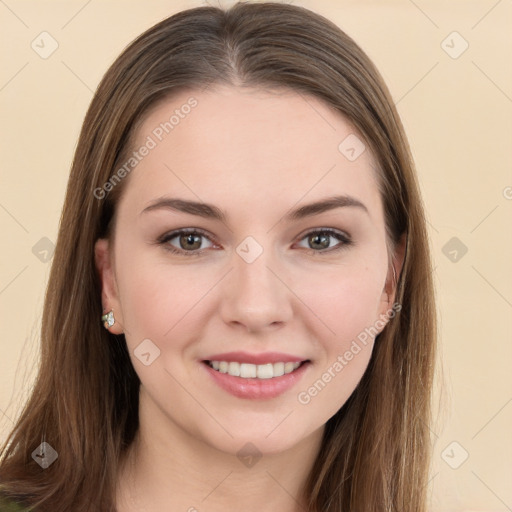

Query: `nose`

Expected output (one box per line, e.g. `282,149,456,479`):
219,242,293,333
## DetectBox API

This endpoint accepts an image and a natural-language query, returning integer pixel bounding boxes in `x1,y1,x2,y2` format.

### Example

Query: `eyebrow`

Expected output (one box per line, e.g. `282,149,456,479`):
140,194,368,222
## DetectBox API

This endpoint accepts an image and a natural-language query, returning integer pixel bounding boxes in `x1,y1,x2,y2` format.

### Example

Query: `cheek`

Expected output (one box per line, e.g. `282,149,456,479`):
289,260,385,345
294,269,382,417
115,247,214,338
115,235,387,358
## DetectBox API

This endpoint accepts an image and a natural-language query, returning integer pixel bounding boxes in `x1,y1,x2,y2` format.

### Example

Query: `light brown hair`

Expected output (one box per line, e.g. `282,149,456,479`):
0,2,436,510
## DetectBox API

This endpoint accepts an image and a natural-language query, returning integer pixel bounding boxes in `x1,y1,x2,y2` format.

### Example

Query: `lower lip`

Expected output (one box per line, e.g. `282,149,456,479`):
201,361,310,400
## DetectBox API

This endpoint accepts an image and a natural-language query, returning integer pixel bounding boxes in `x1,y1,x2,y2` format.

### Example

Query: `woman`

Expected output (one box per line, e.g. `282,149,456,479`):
0,2,436,511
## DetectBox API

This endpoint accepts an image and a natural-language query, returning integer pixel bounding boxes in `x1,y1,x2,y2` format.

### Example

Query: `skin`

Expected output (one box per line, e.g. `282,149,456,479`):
95,85,405,511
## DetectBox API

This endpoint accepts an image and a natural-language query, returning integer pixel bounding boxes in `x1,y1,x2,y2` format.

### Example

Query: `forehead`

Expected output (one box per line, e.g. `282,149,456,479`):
119,85,382,219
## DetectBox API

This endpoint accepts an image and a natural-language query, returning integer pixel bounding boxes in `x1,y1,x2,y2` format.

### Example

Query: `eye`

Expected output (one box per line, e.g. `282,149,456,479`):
156,227,352,257
158,229,217,256
295,228,352,253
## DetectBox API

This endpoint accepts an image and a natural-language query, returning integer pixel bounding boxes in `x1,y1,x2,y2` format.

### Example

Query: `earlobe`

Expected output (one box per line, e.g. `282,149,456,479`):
94,238,124,334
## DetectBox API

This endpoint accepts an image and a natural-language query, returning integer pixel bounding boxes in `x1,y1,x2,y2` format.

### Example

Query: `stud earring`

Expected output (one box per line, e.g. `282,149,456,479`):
101,310,115,329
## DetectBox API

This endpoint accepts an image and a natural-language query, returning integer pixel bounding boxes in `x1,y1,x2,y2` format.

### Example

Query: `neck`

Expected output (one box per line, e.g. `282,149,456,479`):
115,390,324,512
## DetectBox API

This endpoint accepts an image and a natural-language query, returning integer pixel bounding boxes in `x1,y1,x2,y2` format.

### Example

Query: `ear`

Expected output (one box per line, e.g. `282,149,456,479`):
385,232,406,307
378,232,406,323
94,238,124,335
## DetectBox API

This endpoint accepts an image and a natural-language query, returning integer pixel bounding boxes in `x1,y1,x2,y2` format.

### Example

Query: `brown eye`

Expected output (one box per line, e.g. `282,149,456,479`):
308,232,330,250
296,229,352,253
179,233,203,251
158,229,216,255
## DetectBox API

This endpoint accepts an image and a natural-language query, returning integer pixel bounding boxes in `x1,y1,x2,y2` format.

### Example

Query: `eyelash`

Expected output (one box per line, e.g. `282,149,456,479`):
156,227,353,257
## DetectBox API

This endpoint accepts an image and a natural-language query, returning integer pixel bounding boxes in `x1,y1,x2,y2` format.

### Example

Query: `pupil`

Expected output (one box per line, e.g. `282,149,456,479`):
310,233,329,249
181,233,201,250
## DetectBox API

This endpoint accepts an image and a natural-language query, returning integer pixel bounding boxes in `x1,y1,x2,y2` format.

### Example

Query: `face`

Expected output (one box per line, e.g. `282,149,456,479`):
95,85,401,456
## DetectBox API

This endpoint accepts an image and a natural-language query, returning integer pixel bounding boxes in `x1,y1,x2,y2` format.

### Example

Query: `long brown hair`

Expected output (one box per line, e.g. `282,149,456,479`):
0,2,436,510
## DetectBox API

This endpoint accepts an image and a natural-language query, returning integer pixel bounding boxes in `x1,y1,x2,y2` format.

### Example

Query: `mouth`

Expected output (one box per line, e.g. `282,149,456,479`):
204,360,308,379
201,357,311,400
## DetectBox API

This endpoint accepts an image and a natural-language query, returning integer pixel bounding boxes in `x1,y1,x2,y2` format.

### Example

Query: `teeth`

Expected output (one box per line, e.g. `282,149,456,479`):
284,362,296,374
228,362,240,376
208,360,301,379
273,362,285,377
257,363,273,379
240,363,257,378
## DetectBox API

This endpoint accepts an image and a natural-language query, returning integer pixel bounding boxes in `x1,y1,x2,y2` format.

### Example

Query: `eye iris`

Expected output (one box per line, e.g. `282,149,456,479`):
180,233,202,250
309,232,330,250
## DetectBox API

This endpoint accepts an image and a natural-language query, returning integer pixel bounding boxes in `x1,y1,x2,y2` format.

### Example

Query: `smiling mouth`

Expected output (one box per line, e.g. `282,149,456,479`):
204,360,309,379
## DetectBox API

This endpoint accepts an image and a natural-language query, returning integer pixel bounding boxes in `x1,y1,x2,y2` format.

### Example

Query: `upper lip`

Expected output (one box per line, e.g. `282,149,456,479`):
203,351,308,365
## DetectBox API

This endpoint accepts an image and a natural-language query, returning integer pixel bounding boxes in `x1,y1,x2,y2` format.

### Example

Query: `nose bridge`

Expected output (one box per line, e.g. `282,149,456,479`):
219,235,293,331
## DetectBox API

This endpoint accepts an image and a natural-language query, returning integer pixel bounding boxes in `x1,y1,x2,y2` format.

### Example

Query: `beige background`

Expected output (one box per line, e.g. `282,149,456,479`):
1,1,511,510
